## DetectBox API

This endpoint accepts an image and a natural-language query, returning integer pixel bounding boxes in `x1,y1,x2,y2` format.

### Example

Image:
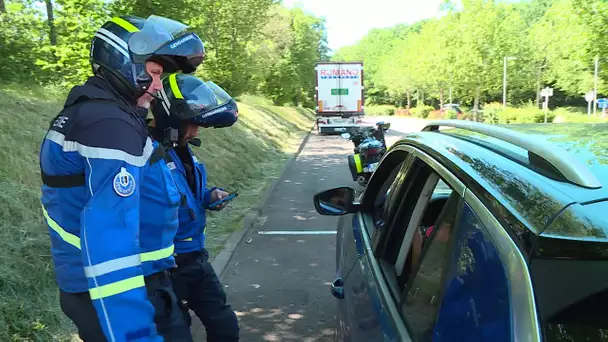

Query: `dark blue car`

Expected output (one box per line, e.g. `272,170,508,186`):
314,120,608,341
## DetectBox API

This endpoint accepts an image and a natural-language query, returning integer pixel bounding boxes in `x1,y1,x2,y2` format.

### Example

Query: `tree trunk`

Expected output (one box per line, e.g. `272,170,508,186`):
439,87,445,109
45,0,57,46
473,86,481,122
406,91,411,109
0,0,6,13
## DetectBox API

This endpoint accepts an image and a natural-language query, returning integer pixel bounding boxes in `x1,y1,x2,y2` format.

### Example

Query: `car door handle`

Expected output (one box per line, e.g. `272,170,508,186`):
331,277,345,299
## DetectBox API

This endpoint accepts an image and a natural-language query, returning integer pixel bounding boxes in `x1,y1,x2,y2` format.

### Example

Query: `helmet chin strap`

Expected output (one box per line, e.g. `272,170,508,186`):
189,138,202,147
144,90,162,101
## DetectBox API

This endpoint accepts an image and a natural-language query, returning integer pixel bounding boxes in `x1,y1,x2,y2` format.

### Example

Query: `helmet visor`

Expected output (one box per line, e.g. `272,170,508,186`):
184,82,233,117
145,15,188,36
128,16,189,61
205,81,232,106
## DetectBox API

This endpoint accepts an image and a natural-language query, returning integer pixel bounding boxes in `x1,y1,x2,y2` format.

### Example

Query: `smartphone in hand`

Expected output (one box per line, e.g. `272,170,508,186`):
209,191,239,208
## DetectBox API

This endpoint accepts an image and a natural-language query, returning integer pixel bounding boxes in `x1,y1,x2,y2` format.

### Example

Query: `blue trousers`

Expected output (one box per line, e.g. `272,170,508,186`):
59,270,192,342
170,248,239,342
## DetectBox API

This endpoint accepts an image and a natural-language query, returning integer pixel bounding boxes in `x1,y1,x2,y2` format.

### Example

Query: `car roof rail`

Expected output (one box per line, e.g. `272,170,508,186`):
422,120,602,189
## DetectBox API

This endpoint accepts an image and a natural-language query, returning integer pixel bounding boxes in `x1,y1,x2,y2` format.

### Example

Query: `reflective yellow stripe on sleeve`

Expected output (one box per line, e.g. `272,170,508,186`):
42,206,175,263
140,244,175,263
89,275,145,300
41,205,81,249
179,238,193,242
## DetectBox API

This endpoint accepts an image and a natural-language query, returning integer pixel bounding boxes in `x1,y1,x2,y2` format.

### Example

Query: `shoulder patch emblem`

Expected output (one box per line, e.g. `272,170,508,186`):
113,167,136,197
166,162,176,170
192,156,199,164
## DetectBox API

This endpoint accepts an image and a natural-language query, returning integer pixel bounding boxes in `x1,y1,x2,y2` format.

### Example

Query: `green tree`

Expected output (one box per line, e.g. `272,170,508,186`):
531,0,599,98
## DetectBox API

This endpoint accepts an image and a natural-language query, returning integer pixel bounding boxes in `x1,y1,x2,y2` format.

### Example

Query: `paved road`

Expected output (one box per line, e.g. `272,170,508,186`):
193,117,428,341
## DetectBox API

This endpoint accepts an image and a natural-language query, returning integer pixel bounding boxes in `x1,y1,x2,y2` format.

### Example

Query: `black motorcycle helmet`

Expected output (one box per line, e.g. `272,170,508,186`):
90,15,205,103
152,73,238,145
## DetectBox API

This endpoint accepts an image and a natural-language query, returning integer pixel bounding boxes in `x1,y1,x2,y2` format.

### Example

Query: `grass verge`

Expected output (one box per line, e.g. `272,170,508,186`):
0,86,314,341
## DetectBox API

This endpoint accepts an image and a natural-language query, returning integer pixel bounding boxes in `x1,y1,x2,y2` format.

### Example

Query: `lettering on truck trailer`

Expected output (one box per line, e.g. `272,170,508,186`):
319,69,360,79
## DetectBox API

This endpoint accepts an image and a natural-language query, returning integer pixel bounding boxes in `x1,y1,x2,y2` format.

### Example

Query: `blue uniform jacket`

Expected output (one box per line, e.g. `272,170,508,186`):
139,140,182,276
39,76,162,341
166,146,218,254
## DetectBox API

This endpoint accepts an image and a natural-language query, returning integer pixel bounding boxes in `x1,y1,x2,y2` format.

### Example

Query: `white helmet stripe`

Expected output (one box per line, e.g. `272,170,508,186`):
159,86,172,113
94,33,129,58
97,28,129,51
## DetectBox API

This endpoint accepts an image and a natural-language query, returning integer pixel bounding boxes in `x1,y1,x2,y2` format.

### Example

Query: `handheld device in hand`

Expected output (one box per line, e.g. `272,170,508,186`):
209,191,238,208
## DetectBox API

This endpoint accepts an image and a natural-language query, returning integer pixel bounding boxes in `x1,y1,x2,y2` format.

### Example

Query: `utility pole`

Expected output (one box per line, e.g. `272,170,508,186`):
503,56,516,108
593,55,599,116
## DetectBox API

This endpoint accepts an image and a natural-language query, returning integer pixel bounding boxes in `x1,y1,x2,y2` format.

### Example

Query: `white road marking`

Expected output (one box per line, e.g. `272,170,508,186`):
257,230,337,235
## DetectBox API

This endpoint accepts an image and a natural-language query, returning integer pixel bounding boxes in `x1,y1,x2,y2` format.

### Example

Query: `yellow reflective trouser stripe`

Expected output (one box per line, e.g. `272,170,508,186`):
110,17,139,33
141,244,175,263
354,154,363,173
42,205,81,249
42,206,175,263
89,275,145,300
169,73,184,99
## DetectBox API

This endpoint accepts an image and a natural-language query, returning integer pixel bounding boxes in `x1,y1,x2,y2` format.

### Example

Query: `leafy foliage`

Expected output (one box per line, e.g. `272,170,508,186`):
0,0,327,107
334,0,608,110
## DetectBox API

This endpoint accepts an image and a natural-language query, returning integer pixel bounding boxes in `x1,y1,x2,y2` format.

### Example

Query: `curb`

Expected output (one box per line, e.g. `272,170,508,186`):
210,125,315,279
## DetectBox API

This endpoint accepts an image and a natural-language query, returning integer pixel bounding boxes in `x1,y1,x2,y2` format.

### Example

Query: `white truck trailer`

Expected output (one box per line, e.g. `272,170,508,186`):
314,61,365,134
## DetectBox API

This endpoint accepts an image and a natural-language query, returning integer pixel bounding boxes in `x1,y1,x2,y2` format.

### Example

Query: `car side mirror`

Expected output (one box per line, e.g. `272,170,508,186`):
313,187,358,216
340,132,351,140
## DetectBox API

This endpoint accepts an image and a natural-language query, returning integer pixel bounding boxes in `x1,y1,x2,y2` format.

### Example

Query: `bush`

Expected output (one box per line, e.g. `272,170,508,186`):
427,110,443,119
496,103,554,124
426,109,458,120
553,108,608,123
445,109,458,119
482,102,503,124
395,108,411,116
410,105,434,119
365,105,396,116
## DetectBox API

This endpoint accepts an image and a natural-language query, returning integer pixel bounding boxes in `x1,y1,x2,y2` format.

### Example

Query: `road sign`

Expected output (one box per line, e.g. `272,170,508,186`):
540,87,554,97
598,98,608,109
585,91,595,102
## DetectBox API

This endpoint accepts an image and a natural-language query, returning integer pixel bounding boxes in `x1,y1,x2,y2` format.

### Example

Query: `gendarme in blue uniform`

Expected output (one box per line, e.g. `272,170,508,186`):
39,76,161,341
166,146,217,253
139,140,183,276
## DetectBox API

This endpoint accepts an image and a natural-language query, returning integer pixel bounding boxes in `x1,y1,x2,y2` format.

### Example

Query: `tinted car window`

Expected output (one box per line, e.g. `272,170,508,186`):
432,203,511,342
401,192,460,340
372,161,404,229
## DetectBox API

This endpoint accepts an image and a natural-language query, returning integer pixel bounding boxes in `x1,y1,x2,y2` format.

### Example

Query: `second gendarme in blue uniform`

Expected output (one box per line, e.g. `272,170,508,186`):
150,73,240,342
39,15,204,342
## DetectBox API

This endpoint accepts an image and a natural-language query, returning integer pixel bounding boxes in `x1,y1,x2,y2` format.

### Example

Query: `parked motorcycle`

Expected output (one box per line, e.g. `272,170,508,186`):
341,121,391,186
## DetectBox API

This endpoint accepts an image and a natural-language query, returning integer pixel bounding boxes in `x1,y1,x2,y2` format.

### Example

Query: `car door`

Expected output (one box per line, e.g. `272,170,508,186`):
334,148,412,341
365,146,537,341
366,144,466,341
